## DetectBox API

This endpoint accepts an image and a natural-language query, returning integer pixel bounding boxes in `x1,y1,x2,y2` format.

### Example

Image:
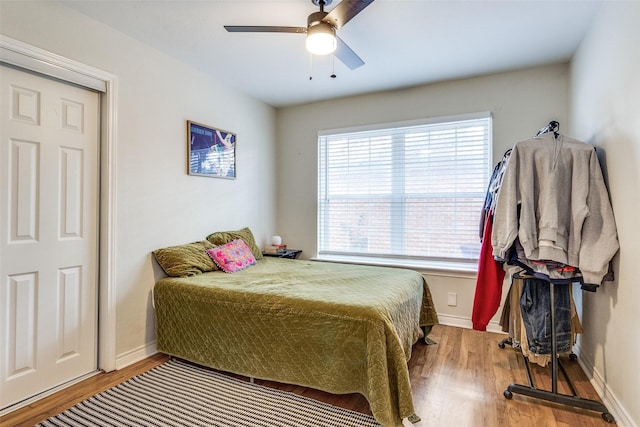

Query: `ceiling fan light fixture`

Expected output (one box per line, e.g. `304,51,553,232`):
306,22,337,55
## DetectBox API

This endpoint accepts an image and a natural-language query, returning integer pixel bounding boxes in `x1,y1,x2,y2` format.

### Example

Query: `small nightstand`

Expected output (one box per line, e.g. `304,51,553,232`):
262,249,302,259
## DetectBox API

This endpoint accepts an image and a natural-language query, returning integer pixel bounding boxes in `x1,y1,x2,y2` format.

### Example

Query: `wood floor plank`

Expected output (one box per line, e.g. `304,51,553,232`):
1,325,615,427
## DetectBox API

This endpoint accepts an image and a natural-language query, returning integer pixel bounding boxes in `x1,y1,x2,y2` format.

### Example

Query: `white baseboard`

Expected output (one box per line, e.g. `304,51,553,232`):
115,341,158,370
436,313,506,334
573,343,637,427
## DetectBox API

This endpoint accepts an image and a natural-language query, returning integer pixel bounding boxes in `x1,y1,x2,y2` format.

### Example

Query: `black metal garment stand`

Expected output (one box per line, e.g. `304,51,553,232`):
502,282,615,423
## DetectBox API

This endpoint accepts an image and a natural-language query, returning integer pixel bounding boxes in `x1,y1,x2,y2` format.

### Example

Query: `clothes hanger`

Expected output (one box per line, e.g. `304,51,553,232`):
535,120,560,138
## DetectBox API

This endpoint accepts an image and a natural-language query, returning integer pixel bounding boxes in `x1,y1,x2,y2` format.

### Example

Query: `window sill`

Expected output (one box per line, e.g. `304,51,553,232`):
311,255,478,278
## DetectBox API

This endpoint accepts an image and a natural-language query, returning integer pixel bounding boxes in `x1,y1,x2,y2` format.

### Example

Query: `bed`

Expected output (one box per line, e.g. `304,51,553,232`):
153,255,438,427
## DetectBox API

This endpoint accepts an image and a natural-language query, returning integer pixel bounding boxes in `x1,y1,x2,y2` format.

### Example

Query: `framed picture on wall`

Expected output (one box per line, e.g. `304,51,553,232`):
187,120,236,179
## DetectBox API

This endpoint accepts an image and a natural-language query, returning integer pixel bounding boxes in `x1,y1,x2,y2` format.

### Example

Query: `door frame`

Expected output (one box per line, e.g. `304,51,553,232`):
1,35,118,372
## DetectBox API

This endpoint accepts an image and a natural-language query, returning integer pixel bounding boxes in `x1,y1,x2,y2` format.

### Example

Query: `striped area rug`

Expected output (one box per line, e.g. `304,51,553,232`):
37,358,381,427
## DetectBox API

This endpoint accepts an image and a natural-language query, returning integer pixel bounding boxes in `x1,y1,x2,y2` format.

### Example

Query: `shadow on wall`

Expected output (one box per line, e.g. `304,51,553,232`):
576,127,633,397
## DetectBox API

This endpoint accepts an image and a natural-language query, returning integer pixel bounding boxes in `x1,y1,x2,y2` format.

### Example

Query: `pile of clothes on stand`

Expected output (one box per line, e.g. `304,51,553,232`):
472,124,619,367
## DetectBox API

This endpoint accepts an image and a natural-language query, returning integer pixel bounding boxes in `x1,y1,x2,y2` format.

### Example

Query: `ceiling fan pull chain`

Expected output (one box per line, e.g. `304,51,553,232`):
309,53,314,80
331,54,337,78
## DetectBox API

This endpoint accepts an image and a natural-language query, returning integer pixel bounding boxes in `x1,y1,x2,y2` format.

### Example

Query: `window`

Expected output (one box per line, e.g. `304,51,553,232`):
317,112,491,268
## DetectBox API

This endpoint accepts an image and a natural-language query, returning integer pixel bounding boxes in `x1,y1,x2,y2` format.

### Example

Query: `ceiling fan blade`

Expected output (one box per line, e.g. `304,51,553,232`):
324,0,375,29
224,26,306,34
335,36,364,70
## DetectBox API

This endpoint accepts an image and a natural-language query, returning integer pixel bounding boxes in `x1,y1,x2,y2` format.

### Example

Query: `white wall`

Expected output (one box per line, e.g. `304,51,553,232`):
570,3,640,426
276,63,569,328
0,2,277,359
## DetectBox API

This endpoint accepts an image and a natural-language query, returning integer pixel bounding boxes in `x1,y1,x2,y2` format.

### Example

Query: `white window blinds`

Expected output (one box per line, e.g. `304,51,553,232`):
317,113,491,264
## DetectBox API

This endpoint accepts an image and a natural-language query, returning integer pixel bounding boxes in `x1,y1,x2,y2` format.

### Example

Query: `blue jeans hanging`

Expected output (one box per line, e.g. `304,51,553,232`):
519,278,572,354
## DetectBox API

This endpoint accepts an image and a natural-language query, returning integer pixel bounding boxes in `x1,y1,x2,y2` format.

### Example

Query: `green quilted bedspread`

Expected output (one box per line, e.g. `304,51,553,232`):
154,258,438,427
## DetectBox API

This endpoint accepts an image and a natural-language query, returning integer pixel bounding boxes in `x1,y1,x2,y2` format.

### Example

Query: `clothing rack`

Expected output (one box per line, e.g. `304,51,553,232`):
500,121,615,423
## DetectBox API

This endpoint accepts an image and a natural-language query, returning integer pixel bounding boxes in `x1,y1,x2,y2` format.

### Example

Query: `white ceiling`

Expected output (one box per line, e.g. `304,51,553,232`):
61,0,604,107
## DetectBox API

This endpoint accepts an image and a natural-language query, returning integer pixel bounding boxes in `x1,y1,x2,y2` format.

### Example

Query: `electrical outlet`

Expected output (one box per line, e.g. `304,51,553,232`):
447,292,457,307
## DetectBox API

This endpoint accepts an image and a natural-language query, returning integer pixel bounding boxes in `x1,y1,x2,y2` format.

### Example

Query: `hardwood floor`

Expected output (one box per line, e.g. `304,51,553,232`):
1,325,614,427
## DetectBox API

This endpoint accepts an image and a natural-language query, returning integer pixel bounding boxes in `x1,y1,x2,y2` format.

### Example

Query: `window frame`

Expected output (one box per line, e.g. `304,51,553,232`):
316,112,492,272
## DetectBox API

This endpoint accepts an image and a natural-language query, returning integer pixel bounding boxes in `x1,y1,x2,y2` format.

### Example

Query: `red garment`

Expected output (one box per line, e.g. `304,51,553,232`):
472,214,506,331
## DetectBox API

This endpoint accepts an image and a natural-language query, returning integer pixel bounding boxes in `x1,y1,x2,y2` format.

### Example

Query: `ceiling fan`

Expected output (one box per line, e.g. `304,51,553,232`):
224,0,375,70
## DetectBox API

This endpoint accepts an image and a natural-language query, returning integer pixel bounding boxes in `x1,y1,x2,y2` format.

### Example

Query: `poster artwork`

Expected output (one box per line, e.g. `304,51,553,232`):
188,121,236,178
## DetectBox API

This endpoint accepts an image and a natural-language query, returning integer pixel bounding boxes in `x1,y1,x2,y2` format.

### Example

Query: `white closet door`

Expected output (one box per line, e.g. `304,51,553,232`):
0,64,99,410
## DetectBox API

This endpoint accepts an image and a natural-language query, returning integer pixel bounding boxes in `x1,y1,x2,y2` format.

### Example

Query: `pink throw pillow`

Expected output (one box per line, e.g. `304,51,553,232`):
206,239,256,273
